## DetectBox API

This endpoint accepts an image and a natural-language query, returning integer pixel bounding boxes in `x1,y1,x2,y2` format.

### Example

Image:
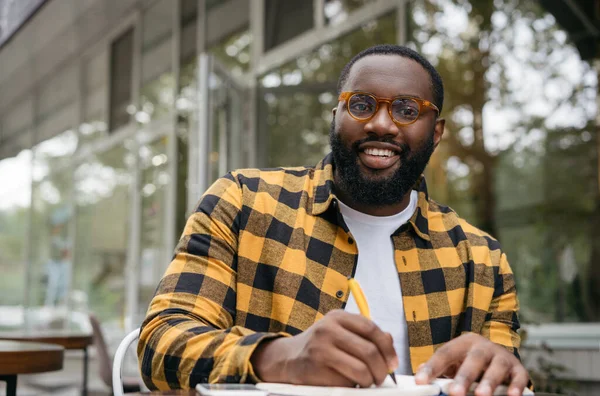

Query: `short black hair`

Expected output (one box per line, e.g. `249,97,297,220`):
337,44,444,113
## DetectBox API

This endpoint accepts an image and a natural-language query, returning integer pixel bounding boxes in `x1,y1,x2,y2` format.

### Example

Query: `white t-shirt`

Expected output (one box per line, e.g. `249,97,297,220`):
339,190,418,375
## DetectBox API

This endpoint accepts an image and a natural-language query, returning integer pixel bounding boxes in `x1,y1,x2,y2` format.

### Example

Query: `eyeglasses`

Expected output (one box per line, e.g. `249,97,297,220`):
338,91,440,126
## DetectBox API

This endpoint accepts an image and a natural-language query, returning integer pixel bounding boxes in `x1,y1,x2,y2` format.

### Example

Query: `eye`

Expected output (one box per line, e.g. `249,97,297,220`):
348,95,376,117
350,102,372,112
393,99,420,121
398,107,418,117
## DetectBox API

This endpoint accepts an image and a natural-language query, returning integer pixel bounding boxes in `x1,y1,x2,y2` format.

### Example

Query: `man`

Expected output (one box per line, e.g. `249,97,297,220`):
138,44,529,396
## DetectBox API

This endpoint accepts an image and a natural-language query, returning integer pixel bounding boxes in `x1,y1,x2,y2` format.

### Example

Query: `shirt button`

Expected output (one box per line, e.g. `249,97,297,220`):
336,290,344,298
348,237,354,244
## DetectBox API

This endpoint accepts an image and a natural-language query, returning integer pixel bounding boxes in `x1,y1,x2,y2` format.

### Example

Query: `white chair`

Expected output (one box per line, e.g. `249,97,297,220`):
112,327,141,396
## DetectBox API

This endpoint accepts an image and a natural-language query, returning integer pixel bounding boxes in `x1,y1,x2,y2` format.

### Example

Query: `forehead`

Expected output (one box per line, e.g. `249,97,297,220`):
344,54,433,100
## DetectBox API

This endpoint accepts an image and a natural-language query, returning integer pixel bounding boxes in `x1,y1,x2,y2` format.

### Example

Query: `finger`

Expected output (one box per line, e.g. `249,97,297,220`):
324,348,376,388
507,364,529,396
415,341,466,384
474,355,512,396
415,364,432,384
332,327,390,386
451,348,492,396
335,312,398,371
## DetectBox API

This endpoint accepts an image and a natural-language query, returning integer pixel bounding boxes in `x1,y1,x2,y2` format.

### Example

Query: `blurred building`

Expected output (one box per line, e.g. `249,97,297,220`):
0,0,599,394
0,0,407,354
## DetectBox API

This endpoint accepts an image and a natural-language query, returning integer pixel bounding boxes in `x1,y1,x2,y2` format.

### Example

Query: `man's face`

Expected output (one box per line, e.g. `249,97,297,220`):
331,55,444,207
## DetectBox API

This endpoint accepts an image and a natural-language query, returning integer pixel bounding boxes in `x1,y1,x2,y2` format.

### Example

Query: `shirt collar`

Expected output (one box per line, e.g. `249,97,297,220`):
310,153,431,241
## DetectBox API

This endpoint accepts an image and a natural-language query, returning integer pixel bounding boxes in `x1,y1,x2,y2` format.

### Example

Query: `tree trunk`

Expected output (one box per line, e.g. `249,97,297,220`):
469,50,497,237
475,156,498,237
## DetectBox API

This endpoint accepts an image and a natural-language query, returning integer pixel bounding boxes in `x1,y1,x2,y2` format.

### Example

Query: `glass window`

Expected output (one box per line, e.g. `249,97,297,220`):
324,0,379,25
138,0,175,125
73,144,132,323
80,49,110,147
258,13,396,167
28,130,78,315
0,149,31,328
177,0,198,224
209,30,252,78
137,138,169,324
29,166,74,312
408,1,599,322
205,27,253,184
32,130,78,180
28,130,78,313
109,28,134,132
264,0,314,51
207,69,248,183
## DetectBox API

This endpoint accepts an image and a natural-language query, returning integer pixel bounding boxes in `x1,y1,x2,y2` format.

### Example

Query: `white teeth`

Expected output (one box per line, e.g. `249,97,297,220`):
364,148,396,157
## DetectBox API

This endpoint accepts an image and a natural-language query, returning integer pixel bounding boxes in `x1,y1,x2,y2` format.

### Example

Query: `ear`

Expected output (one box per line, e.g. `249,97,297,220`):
332,107,337,117
433,118,445,148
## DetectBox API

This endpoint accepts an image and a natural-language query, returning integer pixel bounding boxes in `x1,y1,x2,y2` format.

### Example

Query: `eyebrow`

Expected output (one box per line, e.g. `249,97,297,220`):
352,90,425,99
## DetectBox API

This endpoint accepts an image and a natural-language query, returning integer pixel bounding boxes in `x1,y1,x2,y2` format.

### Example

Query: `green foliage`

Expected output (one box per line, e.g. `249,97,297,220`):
409,0,599,323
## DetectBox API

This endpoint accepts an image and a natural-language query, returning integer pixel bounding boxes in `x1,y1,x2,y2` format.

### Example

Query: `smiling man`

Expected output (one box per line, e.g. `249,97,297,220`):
138,45,529,396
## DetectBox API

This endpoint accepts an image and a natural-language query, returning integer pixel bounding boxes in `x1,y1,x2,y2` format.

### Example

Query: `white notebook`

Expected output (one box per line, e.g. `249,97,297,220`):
256,375,534,396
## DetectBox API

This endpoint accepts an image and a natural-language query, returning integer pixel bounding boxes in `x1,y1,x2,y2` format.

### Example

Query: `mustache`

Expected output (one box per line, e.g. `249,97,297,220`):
350,136,410,155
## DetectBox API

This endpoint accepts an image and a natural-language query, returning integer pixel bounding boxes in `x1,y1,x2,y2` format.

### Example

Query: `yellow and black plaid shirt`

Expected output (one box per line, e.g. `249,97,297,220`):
138,153,521,390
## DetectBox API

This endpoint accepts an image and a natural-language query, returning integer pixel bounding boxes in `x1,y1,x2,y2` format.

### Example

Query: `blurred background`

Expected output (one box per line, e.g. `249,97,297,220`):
0,0,598,394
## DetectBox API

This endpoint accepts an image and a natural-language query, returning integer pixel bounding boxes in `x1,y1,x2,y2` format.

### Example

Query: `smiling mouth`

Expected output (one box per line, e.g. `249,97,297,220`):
363,147,397,157
358,147,400,170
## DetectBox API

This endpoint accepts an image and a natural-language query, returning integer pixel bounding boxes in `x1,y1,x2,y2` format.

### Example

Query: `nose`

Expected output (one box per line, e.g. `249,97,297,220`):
364,102,400,138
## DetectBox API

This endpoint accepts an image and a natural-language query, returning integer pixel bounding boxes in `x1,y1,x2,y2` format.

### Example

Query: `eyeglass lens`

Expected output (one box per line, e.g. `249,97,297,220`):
348,94,420,123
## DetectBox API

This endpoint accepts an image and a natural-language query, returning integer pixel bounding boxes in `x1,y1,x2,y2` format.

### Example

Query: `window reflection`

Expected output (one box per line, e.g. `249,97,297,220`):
207,29,253,183
210,30,252,78
73,145,131,323
324,0,378,25
29,181,73,310
28,131,78,314
138,139,169,324
0,150,31,322
33,129,78,181
139,0,175,125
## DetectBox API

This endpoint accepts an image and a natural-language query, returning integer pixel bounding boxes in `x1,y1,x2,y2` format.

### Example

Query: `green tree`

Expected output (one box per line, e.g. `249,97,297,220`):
409,0,599,322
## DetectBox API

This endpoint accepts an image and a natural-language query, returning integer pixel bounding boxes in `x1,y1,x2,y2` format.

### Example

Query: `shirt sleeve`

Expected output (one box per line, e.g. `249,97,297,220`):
137,173,289,390
480,250,522,359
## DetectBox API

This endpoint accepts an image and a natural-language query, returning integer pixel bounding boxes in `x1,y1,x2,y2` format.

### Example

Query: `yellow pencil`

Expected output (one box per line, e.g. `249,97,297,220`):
347,277,397,385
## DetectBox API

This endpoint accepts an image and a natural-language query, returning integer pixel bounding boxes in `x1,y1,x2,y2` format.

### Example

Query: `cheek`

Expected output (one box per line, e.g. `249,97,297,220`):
404,124,434,147
337,115,363,141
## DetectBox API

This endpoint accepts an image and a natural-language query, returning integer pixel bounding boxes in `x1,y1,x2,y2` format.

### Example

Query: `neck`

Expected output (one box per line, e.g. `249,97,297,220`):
333,171,412,217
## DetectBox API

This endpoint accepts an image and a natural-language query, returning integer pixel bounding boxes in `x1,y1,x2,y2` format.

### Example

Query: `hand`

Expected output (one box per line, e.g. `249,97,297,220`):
250,310,398,387
414,333,529,396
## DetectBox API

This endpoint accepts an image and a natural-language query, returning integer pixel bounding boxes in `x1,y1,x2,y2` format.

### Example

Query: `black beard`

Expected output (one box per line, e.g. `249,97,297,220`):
330,121,435,207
